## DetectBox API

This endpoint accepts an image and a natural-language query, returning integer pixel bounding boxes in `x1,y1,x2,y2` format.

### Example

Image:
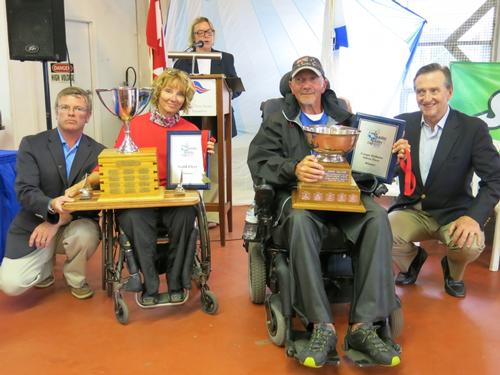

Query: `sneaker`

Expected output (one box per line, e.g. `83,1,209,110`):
70,282,94,300
345,324,400,367
35,274,55,289
296,323,337,368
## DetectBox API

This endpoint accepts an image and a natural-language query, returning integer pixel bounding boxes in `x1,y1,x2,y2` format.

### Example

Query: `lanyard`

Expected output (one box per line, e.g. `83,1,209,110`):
399,149,416,196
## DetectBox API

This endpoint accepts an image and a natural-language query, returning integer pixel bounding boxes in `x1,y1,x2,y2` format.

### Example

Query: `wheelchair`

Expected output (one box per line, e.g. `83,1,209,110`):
244,70,402,365
102,195,218,324
243,183,403,366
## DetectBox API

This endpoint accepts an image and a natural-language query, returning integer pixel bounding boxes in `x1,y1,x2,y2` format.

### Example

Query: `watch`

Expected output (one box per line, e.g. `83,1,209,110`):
47,200,56,214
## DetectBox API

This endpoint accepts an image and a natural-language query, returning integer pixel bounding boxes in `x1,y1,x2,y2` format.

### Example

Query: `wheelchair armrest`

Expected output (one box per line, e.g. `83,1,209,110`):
253,184,276,242
352,172,388,197
254,183,275,214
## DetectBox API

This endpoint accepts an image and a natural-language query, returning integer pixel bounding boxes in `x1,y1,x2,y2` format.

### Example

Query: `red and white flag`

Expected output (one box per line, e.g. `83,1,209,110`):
146,0,166,79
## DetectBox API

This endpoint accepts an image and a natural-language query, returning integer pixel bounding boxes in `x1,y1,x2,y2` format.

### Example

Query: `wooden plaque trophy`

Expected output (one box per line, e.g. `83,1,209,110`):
95,87,163,201
292,125,366,213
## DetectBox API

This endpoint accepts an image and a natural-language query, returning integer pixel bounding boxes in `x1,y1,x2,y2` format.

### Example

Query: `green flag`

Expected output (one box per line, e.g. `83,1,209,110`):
449,62,500,142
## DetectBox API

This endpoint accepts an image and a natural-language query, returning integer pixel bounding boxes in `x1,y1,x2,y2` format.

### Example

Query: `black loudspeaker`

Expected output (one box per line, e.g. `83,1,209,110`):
6,0,66,61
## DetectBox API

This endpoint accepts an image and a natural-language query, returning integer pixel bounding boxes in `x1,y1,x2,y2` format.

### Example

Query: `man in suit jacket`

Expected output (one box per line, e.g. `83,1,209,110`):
390,63,500,298
0,87,105,300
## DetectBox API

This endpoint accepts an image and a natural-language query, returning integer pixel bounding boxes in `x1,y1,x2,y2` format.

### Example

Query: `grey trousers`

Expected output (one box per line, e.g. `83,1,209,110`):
117,206,196,296
276,194,398,325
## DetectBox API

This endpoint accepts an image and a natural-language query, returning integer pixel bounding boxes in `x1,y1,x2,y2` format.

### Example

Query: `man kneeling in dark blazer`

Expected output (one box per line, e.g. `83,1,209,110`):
0,87,105,300
390,63,500,298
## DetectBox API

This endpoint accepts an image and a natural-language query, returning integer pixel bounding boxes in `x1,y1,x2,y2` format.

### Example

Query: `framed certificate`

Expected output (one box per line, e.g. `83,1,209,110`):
348,113,406,183
167,131,210,190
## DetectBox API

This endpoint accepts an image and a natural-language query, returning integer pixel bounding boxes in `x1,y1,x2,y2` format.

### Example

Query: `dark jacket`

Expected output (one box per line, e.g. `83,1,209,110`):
247,89,352,209
390,108,500,229
6,129,105,259
174,49,241,136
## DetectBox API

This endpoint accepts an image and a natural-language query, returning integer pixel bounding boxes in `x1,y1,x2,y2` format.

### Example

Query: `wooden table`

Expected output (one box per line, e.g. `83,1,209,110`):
64,189,202,293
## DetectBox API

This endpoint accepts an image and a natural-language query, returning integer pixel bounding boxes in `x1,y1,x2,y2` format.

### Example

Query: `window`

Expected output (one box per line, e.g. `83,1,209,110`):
399,0,498,112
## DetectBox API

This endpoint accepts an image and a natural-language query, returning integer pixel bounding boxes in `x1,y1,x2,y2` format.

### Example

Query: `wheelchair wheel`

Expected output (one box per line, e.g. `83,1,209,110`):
266,295,286,347
114,296,129,325
389,306,404,339
201,290,219,315
248,242,266,304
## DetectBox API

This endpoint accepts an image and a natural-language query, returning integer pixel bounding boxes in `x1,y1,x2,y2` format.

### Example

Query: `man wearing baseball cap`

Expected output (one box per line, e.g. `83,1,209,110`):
248,56,406,368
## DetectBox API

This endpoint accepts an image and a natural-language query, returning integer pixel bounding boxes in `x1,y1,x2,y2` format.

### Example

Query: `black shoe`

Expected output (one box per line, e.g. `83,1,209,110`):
345,324,400,367
296,323,337,368
395,246,427,285
169,290,185,303
440,256,466,298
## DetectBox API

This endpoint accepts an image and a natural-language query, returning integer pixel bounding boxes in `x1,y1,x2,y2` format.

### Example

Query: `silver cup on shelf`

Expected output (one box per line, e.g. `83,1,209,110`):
96,87,152,153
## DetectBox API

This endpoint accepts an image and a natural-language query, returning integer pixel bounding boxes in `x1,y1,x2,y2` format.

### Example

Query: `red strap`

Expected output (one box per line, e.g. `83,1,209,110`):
399,149,416,196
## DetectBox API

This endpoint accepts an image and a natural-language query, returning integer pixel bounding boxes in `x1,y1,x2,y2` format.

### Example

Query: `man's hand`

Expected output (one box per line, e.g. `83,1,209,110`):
29,221,60,249
295,155,325,182
448,216,481,248
50,195,74,214
65,184,82,198
392,139,411,161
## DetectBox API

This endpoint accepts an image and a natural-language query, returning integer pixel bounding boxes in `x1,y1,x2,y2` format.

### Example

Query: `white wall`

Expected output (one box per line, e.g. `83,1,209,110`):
0,0,150,150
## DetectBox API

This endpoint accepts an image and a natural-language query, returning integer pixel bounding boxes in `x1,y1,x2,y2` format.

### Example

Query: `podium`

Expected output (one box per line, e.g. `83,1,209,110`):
184,74,233,246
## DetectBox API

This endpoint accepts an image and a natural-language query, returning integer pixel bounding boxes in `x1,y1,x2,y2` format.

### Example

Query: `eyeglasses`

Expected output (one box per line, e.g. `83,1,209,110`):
57,105,88,114
194,29,214,37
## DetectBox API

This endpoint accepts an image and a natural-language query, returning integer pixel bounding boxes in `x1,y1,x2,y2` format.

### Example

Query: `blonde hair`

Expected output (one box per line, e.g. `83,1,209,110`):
189,16,215,45
151,68,195,112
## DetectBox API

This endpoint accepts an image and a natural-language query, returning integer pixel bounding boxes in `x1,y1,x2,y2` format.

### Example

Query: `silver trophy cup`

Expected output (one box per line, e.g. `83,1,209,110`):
303,125,361,163
96,87,152,153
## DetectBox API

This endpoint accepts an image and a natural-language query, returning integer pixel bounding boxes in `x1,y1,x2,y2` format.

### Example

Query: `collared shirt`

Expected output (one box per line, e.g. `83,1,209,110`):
57,128,82,179
419,106,450,184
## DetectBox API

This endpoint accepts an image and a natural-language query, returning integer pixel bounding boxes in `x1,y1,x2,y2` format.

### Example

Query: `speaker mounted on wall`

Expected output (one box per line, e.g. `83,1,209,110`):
6,0,67,62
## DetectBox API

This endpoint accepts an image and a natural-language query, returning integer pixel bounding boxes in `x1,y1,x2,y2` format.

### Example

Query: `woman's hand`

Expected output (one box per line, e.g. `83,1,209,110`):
207,139,215,154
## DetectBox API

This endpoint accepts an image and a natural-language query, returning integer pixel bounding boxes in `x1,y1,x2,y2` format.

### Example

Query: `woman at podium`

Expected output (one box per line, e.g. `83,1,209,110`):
174,16,242,227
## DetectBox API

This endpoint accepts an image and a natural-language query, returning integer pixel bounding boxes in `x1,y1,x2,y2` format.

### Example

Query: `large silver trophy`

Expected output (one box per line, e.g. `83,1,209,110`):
292,124,366,212
303,125,360,163
96,87,152,153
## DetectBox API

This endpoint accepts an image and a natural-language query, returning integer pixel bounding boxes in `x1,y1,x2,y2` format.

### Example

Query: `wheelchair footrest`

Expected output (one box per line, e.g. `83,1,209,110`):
344,348,382,367
134,289,189,309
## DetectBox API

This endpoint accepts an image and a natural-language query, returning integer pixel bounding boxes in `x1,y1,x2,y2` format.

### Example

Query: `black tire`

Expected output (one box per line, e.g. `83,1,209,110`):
389,306,404,339
201,290,219,315
248,242,266,304
114,297,129,325
266,296,286,347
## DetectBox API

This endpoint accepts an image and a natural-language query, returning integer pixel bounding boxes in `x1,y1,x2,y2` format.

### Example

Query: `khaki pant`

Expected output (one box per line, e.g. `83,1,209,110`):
390,208,485,281
0,218,100,296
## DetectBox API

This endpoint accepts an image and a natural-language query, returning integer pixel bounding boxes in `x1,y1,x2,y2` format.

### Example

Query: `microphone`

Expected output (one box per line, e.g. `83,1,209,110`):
184,40,204,52
192,41,204,49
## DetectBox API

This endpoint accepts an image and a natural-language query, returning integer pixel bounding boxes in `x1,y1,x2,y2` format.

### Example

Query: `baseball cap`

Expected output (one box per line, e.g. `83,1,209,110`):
291,56,325,79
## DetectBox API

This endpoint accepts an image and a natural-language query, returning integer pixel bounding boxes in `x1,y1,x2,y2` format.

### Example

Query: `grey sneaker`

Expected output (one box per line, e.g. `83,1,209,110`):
70,282,94,299
296,323,337,368
35,274,55,289
345,324,400,367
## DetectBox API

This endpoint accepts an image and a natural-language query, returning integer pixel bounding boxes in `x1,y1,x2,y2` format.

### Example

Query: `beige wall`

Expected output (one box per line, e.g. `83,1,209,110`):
0,0,151,150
